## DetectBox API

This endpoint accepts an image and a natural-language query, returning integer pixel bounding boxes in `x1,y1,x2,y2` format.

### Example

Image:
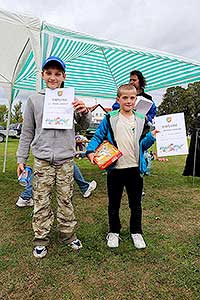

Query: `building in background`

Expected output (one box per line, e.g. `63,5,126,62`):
85,104,111,140
89,104,111,124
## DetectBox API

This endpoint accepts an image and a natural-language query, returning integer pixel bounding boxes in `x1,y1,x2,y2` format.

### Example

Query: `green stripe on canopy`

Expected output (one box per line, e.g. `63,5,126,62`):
13,21,200,98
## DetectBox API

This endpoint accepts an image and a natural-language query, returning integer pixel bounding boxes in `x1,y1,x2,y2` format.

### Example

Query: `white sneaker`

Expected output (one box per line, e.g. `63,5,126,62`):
131,233,146,249
106,233,120,248
33,246,47,258
83,180,97,198
69,239,83,250
16,196,34,207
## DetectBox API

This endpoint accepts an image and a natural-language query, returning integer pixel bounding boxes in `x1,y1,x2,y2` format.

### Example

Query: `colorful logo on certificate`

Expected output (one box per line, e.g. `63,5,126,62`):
166,116,172,123
58,91,63,96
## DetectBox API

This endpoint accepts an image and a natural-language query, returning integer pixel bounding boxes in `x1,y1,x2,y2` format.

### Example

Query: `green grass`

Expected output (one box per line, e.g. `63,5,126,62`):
0,139,199,300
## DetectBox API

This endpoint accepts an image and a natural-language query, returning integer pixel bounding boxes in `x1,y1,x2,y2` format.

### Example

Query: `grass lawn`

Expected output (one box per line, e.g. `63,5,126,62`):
0,139,199,300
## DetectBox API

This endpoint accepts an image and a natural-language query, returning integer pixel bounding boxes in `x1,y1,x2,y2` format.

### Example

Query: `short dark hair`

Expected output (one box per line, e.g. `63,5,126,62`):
42,61,65,72
117,84,137,97
42,56,66,72
60,81,65,88
130,70,146,89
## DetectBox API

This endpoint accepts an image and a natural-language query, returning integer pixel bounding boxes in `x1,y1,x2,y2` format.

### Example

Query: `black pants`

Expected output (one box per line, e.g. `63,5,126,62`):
107,167,143,234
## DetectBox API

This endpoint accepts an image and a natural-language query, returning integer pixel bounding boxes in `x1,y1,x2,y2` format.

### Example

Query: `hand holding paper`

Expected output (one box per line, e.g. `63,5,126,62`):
152,129,160,137
73,98,88,114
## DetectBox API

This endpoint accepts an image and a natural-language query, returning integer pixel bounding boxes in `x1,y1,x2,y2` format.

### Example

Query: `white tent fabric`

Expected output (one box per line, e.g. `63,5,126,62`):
0,9,41,172
1,9,200,172
0,9,41,88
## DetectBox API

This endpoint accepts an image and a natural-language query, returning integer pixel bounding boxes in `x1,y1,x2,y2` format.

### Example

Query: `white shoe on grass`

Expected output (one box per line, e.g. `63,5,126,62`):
16,196,33,207
131,233,146,249
83,180,97,198
106,233,120,248
33,246,47,258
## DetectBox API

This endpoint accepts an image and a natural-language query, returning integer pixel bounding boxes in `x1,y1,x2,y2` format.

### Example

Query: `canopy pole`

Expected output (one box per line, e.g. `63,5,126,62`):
3,84,12,173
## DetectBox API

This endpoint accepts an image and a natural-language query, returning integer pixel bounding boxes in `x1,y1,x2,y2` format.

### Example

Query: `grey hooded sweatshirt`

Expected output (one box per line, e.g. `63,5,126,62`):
17,93,91,164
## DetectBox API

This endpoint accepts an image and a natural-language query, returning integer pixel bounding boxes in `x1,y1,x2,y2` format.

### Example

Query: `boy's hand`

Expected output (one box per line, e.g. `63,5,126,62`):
17,163,25,177
152,129,160,137
88,153,95,164
73,99,88,114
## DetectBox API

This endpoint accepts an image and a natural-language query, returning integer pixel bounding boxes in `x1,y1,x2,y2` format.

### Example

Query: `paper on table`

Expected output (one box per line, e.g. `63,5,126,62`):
42,87,74,129
135,96,153,115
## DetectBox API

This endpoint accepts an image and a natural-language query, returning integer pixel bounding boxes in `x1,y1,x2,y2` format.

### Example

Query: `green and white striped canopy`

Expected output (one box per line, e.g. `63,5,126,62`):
14,21,200,99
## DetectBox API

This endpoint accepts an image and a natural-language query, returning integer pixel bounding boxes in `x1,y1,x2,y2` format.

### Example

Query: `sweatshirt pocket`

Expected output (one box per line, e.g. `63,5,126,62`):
32,129,54,151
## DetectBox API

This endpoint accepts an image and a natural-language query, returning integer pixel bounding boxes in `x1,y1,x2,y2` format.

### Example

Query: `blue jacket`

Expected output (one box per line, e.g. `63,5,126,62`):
86,110,156,175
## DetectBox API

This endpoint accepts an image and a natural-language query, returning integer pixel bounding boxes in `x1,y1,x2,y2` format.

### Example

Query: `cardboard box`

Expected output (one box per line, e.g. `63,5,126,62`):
94,141,122,170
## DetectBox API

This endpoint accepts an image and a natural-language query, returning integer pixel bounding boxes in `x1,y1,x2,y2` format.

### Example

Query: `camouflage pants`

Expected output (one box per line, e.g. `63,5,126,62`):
32,158,77,246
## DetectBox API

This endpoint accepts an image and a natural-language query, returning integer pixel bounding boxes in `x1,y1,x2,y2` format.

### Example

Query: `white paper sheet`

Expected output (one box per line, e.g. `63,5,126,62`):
42,87,74,129
135,96,153,115
155,112,188,157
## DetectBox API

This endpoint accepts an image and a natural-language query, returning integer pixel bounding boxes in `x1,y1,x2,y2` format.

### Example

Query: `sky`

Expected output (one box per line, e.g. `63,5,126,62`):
0,0,200,108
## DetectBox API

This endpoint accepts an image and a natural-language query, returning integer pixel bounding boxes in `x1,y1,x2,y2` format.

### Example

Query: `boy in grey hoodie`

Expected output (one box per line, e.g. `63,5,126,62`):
17,56,91,258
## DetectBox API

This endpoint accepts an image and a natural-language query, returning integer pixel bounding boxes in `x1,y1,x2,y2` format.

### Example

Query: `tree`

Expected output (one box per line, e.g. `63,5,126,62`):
0,104,7,125
11,101,23,123
158,86,186,116
158,82,200,132
186,82,200,117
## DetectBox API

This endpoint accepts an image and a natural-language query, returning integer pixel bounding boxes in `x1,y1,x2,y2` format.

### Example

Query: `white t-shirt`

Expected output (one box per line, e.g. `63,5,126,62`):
115,112,138,169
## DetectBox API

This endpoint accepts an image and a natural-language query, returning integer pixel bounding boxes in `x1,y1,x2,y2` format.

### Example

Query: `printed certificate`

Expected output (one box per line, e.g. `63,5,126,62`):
42,87,74,129
155,112,188,157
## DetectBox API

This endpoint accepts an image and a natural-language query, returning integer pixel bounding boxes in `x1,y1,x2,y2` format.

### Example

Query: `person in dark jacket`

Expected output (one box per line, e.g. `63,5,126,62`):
183,114,200,177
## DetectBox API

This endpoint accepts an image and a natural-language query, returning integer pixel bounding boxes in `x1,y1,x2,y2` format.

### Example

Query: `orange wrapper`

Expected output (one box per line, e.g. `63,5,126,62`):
93,141,122,170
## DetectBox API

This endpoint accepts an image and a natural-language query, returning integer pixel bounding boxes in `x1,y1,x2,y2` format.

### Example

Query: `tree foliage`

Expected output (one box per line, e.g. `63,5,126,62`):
11,101,23,123
158,82,200,132
0,105,7,125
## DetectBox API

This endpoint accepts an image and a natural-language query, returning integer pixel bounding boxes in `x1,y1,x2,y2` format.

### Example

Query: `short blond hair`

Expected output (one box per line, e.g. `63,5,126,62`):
117,84,137,97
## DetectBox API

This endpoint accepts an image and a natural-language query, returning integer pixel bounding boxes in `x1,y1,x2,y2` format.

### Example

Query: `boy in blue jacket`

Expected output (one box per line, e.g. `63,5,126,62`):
87,84,158,249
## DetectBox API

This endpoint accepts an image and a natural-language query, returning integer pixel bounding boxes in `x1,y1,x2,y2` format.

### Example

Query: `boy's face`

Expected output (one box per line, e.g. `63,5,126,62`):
41,67,66,89
117,89,137,113
129,74,140,91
